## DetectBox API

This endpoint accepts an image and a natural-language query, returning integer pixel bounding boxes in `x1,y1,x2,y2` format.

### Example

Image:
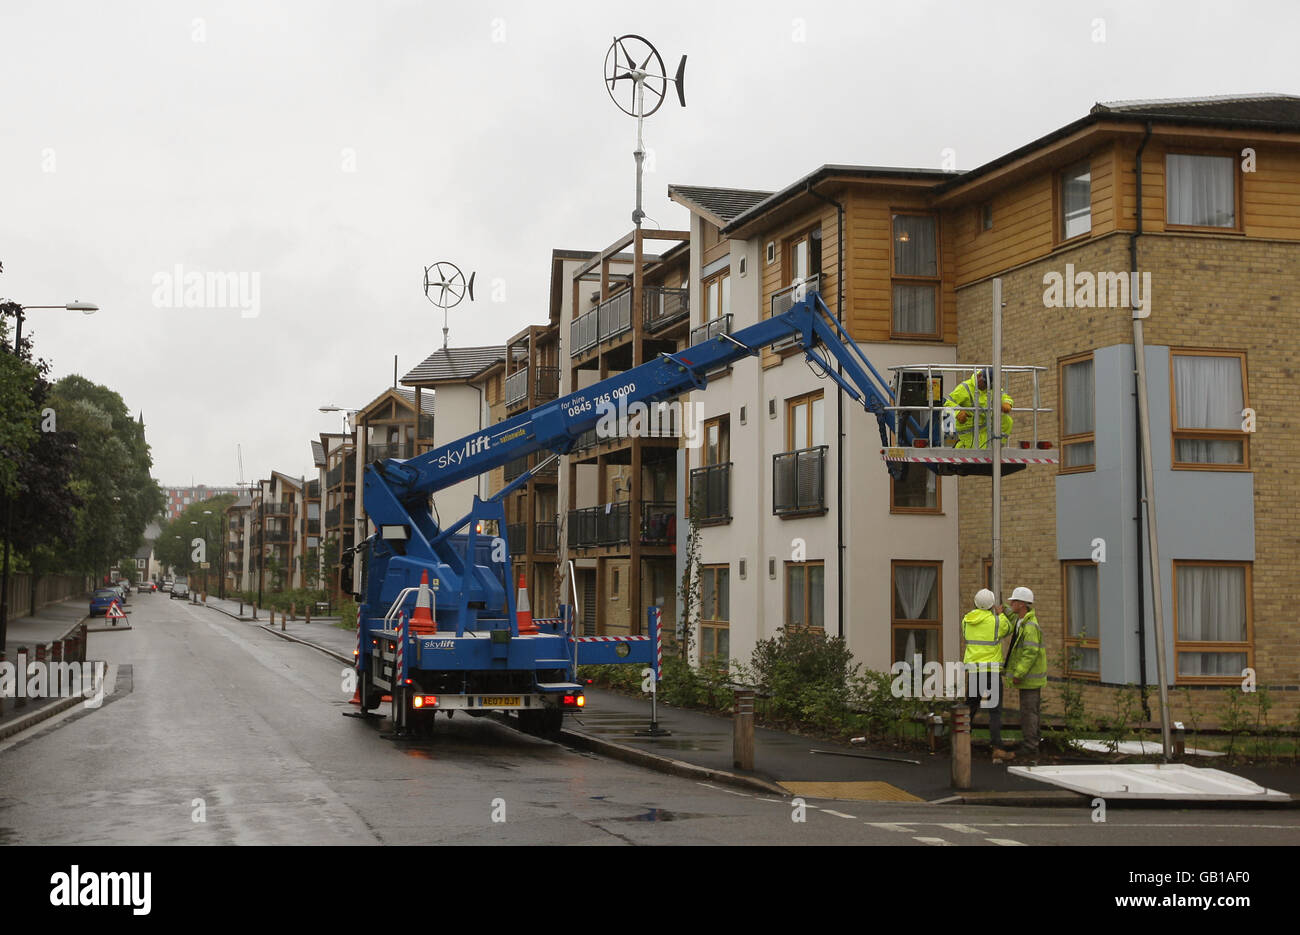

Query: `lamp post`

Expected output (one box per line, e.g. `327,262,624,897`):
191,519,210,599
0,301,100,655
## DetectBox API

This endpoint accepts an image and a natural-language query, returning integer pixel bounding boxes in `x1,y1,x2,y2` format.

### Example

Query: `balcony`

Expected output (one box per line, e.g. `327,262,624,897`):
505,365,561,409
534,521,557,553
262,501,297,516
690,313,733,347
770,273,821,319
367,442,412,462
307,518,320,535
326,465,342,488
773,446,828,516
506,523,526,555
567,501,676,549
570,289,633,357
690,463,731,524
643,286,690,332
325,507,340,529
503,451,559,483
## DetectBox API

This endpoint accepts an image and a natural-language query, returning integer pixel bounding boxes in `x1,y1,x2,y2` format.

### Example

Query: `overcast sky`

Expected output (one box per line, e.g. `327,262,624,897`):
2,0,1296,486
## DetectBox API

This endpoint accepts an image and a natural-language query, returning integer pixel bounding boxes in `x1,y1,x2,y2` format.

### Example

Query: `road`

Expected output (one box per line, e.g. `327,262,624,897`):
1,593,1298,846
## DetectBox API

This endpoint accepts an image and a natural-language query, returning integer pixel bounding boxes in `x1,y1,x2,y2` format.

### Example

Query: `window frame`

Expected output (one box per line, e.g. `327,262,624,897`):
889,463,942,514
1164,151,1242,233
1062,559,1101,680
889,211,942,341
1169,348,1250,472
785,390,825,451
784,226,822,287
1172,560,1253,685
1056,157,1093,244
890,560,942,665
699,563,731,665
1059,351,1096,474
702,269,731,323
784,560,825,632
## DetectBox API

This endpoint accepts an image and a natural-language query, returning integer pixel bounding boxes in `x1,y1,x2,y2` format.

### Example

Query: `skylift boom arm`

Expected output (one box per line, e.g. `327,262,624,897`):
367,289,916,524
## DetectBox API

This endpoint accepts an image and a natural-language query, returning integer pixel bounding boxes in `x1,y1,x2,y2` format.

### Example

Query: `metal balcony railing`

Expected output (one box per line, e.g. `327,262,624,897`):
773,445,828,515
567,502,630,549
690,463,731,524
418,414,434,439
367,442,411,462
534,522,558,553
570,289,634,356
307,518,320,535
262,501,297,516
639,501,677,545
573,428,600,452
534,366,560,400
307,480,320,497
643,286,690,332
325,507,340,529
326,465,342,488
504,368,529,407
690,313,733,346
770,273,821,319
507,523,526,555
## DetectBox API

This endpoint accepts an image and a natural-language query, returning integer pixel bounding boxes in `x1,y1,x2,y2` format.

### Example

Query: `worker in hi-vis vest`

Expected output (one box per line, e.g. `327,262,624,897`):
1003,586,1047,761
944,367,1013,448
961,588,1013,754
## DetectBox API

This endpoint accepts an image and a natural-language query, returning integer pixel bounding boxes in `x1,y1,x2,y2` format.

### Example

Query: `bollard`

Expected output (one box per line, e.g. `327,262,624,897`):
252,603,258,621
305,605,312,624
290,601,296,621
15,647,28,708
0,651,5,715
79,624,88,662
1173,720,1186,757
733,688,755,770
951,705,972,790
239,600,244,615
280,610,285,632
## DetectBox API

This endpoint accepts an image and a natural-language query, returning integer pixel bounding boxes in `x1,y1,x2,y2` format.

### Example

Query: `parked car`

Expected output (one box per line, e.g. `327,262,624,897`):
109,584,128,605
170,582,190,600
117,579,132,595
161,579,174,593
90,588,121,616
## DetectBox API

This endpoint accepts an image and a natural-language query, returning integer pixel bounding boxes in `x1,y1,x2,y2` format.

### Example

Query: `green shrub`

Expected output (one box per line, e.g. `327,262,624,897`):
748,627,857,729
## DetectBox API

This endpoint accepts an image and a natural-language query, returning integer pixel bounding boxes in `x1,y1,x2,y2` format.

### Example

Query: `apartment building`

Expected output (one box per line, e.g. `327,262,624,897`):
669,171,964,673
933,94,1300,721
320,432,354,600
225,496,252,593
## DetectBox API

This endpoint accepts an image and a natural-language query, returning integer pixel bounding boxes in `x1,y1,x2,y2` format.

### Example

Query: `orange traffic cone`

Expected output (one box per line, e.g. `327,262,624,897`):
516,570,537,633
410,570,438,635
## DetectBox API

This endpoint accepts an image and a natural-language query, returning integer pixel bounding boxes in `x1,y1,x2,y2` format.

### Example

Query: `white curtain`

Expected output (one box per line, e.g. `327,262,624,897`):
1167,154,1235,227
1177,565,1247,677
1067,564,1100,673
1173,355,1244,464
893,284,936,334
893,215,937,276
1063,358,1095,435
894,565,937,620
1062,162,1091,238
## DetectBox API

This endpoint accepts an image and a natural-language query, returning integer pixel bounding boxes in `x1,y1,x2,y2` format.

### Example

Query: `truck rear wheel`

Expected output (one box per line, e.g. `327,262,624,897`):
359,668,382,711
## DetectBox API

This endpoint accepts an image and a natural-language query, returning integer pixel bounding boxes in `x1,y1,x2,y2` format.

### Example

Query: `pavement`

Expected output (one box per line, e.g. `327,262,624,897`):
7,593,1299,808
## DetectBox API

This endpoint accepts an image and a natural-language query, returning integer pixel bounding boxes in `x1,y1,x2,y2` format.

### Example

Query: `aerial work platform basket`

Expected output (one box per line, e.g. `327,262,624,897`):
881,364,1058,477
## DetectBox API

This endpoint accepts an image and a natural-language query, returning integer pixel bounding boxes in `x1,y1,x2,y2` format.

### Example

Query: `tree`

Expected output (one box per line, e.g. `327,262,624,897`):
155,494,235,576
0,303,45,499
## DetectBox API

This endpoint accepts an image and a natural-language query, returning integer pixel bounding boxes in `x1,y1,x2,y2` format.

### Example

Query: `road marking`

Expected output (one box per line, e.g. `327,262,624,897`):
913,836,955,846
986,838,1027,846
867,822,917,833
822,809,857,819
697,783,752,798
937,823,982,834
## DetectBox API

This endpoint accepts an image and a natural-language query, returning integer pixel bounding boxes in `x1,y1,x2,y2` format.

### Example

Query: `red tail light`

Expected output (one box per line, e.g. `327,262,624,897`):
561,693,585,708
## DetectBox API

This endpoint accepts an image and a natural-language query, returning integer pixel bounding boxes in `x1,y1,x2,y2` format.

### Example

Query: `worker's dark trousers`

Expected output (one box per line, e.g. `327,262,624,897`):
1018,688,1041,753
966,669,1002,746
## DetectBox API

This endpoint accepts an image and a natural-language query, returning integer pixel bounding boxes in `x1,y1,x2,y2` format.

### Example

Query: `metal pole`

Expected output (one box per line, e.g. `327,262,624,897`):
1132,314,1173,760
990,279,1003,606
632,76,645,228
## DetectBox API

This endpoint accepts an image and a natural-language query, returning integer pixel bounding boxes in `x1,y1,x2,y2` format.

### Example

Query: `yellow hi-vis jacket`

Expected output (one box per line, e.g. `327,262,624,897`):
944,374,1013,449
961,608,1013,672
1006,609,1048,689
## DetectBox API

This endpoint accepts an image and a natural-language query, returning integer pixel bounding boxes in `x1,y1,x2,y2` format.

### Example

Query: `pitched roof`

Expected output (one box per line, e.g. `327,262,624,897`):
400,345,522,386
311,440,326,467
1092,94,1300,126
667,185,774,227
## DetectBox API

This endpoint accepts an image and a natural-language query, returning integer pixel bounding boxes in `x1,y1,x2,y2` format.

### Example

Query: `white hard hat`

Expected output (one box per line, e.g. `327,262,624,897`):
974,588,996,610
1010,586,1034,604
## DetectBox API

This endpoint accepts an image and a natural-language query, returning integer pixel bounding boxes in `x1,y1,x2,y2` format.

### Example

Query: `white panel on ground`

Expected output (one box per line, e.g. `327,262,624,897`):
1007,764,1290,801
1069,739,1224,757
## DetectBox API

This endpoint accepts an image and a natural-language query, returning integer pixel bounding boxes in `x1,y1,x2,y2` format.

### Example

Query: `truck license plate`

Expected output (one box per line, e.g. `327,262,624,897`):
480,696,520,707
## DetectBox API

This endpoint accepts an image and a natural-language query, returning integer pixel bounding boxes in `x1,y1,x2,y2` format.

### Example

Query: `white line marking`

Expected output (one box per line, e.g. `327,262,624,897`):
867,823,917,833
987,838,1027,846
822,809,856,819
914,836,955,846
937,823,982,834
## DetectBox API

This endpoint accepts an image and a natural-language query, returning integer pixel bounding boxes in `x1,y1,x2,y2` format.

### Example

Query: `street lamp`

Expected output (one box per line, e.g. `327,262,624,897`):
0,301,100,653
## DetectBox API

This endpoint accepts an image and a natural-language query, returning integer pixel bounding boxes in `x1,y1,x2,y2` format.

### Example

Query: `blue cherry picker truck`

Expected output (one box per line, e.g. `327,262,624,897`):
342,286,933,737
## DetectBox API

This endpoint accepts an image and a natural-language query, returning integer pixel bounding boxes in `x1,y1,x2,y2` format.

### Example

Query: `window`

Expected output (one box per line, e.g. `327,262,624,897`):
1166,154,1236,228
1170,350,1248,469
1060,159,1091,240
786,391,825,450
786,228,822,286
979,203,993,232
1060,353,1096,471
890,464,940,513
611,568,620,599
1174,562,1251,682
703,271,731,321
890,214,940,339
892,561,941,665
785,561,824,631
1063,561,1100,677
700,565,730,664
704,416,729,466
692,416,731,524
